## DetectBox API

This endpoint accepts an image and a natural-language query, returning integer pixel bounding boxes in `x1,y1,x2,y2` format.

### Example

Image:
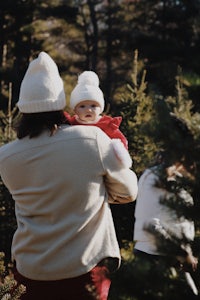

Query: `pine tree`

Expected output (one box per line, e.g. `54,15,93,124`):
113,50,159,175
109,54,200,300
0,252,26,300
0,96,20,264
109,50,158,248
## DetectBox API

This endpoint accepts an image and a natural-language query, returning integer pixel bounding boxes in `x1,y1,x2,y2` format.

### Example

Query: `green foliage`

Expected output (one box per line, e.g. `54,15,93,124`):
114,50,158,175
0,180,16,265
0,102,19,264
109,52,200,300
0,253,26,300
152,68,200,167
1,0,200,109
109,245,197,300
115,51,200,178
0,109,18,145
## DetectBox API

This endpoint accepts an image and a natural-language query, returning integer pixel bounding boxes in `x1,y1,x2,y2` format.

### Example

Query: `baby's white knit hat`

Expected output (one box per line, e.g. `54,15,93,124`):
70,71,105,113
17,52,66,113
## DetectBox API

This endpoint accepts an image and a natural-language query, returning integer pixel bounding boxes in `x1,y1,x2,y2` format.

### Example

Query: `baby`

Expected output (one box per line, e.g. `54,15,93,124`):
65,71,132,168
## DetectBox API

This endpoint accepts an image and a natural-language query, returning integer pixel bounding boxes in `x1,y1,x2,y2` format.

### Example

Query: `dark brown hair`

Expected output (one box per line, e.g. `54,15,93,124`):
15,111,69,139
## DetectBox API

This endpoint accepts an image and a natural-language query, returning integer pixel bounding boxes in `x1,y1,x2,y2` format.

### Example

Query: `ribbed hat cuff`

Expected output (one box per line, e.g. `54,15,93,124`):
17,98,66,113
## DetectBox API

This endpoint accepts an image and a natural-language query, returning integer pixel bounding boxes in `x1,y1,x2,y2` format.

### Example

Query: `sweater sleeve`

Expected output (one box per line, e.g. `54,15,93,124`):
96,128,138,203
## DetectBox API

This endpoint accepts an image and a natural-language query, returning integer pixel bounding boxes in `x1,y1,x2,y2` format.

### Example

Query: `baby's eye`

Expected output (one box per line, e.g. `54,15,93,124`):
91,104,97,108
80,105,85,108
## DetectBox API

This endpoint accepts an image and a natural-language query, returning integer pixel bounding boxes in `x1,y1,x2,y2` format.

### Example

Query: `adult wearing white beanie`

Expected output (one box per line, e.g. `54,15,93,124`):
0,52,138,299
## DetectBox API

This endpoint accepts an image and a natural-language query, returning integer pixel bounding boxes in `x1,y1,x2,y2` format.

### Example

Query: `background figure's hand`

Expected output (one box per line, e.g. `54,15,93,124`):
184,253,198,272
178,253,198,272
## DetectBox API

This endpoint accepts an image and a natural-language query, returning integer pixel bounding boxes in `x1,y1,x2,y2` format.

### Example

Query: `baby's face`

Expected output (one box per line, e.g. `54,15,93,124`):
74,100,101,123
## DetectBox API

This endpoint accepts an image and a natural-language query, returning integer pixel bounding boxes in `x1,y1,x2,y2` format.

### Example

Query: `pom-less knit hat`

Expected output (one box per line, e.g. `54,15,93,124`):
70,71,105,113
17,51,66,113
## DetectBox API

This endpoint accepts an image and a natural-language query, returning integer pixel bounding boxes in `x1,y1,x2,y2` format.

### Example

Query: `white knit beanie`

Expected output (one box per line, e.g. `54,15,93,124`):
70,71,105,113
17,52,66,113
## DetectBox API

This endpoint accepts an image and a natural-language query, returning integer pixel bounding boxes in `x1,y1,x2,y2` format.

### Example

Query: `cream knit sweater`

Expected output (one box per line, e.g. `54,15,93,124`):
0,125,138,280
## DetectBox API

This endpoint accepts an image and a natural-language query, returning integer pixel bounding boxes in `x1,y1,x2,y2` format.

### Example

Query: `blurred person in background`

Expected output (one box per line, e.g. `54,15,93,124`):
133,116,199,298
